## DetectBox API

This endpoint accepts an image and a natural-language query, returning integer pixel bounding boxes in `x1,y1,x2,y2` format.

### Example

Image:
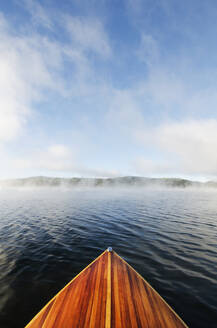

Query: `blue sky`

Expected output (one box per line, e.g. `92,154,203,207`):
1,0,217,180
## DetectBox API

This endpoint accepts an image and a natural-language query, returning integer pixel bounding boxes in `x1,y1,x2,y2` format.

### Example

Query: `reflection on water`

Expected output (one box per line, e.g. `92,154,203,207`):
0,188,217,327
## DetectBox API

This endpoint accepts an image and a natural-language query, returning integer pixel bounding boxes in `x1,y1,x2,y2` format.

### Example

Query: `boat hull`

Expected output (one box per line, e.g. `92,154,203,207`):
25,249,188,327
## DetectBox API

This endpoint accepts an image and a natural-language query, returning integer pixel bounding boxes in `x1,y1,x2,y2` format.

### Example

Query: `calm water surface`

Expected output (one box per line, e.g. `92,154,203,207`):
0,188,217,327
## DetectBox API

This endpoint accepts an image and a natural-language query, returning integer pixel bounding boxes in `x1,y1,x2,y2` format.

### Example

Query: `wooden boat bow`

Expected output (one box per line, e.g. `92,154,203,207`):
25,248,188,327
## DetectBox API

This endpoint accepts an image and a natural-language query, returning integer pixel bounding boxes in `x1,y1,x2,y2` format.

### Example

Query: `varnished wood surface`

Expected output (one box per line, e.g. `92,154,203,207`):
25,250,188,328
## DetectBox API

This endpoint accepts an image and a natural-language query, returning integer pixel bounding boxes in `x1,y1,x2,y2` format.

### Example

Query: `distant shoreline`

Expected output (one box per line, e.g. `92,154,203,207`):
0,176,217,188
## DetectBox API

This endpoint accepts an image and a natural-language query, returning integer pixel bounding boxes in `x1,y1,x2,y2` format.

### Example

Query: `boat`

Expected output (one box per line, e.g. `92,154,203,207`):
25,248,188,327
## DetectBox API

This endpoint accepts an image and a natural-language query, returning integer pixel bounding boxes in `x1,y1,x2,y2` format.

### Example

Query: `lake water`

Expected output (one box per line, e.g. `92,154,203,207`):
0,188,217,327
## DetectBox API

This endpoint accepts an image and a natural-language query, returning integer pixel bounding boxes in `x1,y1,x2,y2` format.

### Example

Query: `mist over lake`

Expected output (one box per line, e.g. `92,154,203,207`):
0,188,217,328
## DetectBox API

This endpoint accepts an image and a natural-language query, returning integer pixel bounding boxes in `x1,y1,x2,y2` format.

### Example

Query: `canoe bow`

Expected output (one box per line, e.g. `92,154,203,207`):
25,248,188,327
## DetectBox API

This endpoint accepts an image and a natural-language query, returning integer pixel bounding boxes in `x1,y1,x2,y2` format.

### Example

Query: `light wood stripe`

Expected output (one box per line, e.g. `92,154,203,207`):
105,251,111,328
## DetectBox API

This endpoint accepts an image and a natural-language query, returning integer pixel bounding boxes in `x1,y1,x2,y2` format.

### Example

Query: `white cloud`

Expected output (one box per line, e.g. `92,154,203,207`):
71,166,119,178
127,0,148,16
141,70,186,108
14,144,74,171
104,36,217,179
135,119,217,176
0,6,115,179
133,158,177,176
137,34,159,66
12,144,119,178
106,90,145,135
0,14,65,143
65,16,111,58
35,145,74,171
0,7,112,145
22,0,53,29
1,1,217,180
48,145,71,158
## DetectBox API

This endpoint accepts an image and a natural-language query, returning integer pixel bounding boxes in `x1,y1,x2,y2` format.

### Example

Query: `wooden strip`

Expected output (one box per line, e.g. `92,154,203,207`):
105,251,111,328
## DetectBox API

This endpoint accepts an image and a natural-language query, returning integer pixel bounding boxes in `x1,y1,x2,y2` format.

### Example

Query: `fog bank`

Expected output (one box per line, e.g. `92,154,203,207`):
0,176,217,190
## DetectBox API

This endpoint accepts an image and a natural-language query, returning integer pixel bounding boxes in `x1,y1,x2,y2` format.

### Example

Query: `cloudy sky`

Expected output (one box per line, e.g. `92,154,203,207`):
1,0,217,180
